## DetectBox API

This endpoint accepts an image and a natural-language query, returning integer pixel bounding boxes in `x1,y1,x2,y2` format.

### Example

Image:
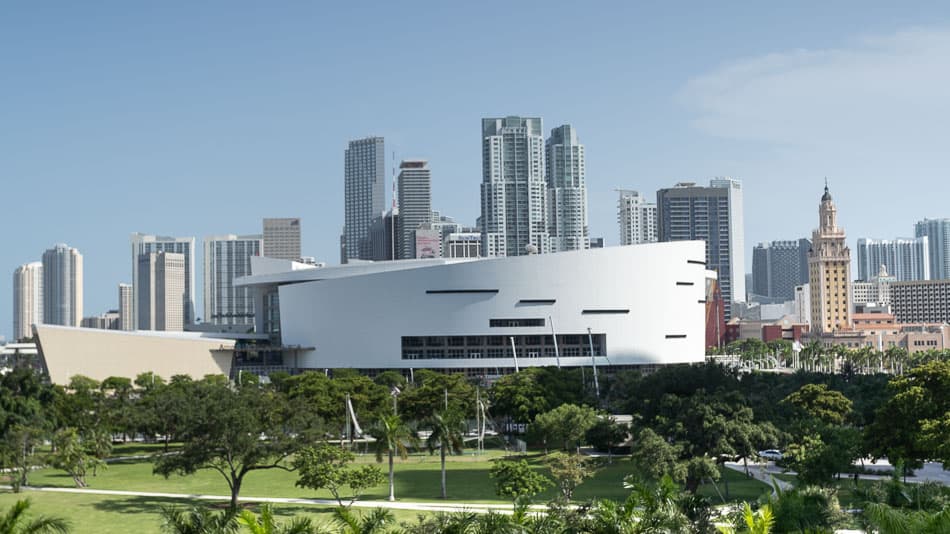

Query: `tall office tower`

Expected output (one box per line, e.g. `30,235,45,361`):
545,125,589,251
856,237,930,281
807,184,852,334
396,160,432,259
657,178,745,318
41,244,83,327
343,137,385,262
13,262,43,341
118,283,133,331
262,218,301,261
480,117,550,257
617,190,658,245
914,218,950,280
130,234,195,326
204,234,262,326
751,239,811,301
137,251,185,331
368,210,399,261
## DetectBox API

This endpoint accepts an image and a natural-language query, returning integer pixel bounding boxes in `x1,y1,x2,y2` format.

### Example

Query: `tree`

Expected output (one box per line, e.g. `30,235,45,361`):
716,503,774,534
397,371,473,422
48,427,104,488
425,412,465,499
545,452,597,502
629,427,687,483
782,383,852,426
531,403,597,453
784,426,862,486
159,505,237,534
292,444,384,507
868,360,950,469
489,369,551,424
153,378,318,510
489,459,551,503
331,508,393,534
768,484,844,533
236,505,320,534
862,502,950,534
2,424,44,492
0,499,70,534
588,474,690,534
368,414,417,502
585,415,628,463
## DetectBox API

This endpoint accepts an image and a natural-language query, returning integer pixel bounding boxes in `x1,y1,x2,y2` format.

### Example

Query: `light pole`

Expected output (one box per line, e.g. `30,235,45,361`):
587,327,600,400
549,315,560,368
510,336,519,372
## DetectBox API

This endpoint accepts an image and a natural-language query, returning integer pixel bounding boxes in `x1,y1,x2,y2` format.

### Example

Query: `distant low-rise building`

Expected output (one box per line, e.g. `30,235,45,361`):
80,310,121,330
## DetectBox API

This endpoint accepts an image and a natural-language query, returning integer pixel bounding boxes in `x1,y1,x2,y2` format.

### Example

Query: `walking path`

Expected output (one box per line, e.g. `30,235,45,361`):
723,461,793,494
3,485,530,515
725,458,950,490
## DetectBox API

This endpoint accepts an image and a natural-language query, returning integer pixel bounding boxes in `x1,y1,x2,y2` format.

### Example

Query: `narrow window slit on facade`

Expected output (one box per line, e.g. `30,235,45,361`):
518,299,556,305
676,281,694,286
581,309,630,314
425,289,499,294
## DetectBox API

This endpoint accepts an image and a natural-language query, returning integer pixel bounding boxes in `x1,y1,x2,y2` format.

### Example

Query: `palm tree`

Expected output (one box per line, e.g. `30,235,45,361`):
331,508,393,534
717,503,774,534
236,504,322,534
369,413,418,501
160,505,237,534
0,499,69,534
588,475,690,533
426,412,465,499
863,502,950,534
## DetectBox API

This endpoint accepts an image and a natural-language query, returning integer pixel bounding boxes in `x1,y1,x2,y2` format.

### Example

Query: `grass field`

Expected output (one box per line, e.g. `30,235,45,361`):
17,448,768,505
0,491,423,534
1,446,770,532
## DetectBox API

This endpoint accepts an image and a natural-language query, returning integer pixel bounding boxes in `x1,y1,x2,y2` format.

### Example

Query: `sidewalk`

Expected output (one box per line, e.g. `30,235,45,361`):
2,485,533,515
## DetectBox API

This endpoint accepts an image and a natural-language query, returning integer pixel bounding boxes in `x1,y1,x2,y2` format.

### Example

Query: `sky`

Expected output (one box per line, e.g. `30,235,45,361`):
3,1,950,341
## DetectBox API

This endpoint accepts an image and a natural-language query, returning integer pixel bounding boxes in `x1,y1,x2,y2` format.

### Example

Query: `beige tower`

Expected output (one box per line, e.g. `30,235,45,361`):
808,183,852,333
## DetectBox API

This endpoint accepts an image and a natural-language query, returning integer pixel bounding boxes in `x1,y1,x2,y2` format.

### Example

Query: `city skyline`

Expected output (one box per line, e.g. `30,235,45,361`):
5,3,950,339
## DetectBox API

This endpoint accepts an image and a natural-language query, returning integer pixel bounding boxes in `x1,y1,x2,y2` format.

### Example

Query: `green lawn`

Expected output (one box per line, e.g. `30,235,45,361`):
0,491,422,534
19,449,768,505
1,448,771,533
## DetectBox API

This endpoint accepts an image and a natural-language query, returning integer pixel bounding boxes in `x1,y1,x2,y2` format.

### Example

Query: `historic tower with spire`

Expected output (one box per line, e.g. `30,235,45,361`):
808,182,853,334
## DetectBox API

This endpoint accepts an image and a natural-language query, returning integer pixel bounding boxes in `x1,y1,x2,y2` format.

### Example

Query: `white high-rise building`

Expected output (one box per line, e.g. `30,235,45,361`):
262,218,301,261
13,262,43,341
546,125,589,251
396,160,432,259
131,234,195,327
480,117,550,257
137,251,185,331
344,137,385,262
204,234,262,326
657,178,745,319
856,237,930,282
118,283,133,331
41,244,83,327
914,218,950,280
617,190,658,245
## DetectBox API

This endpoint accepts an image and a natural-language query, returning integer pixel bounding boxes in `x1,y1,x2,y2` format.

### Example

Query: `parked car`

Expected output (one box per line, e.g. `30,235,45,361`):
757,449,783,461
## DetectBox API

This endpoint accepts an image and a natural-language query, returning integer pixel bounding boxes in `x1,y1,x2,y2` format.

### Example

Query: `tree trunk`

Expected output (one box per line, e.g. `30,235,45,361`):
230,475,242,511
440,446,447,499
388,451,395,501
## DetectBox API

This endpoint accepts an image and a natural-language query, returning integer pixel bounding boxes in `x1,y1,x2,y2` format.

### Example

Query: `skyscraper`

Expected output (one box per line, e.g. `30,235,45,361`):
41,244,83,327
546,125,589,251
137,251,185,331
617,190,658,245
396,160,432,259
856,237,930,281
118,283,133,331
262,218,301,261
204,234,262,326
657,178,745,318
914,218,950,280
751,239,811,301
808,184,852,334
344,137,385,262
130,234,195,326
480,117,550,257
13,262,43,341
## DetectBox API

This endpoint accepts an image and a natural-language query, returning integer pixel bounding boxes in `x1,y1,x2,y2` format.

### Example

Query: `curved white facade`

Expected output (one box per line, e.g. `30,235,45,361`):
242,242,707,370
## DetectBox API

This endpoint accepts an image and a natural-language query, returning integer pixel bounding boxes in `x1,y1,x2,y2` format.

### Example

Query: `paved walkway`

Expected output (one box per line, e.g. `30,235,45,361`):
723,461,793,494
4,485,528,515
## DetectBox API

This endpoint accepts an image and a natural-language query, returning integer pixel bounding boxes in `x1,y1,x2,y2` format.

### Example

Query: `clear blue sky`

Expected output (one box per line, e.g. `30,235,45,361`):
3,2,950,340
